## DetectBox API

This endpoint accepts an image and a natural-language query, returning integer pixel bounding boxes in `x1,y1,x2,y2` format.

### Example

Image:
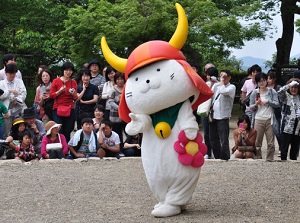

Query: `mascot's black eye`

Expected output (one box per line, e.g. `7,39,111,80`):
135,78,138,81
157,68,160,72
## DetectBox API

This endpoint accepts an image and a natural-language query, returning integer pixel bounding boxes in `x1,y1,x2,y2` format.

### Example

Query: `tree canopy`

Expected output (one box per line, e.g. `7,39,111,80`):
0,0,299,83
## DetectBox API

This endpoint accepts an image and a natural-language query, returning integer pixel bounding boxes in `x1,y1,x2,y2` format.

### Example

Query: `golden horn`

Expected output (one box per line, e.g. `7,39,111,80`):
169,3,188,50
101,37,127,73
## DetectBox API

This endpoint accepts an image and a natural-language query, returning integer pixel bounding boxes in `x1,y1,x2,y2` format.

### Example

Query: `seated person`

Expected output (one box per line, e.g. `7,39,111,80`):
92,104,105,133
23,107,46,155
123,133,142,157
231,114,257,159
97,120,120,158
68,118,100,158
15,130,38,162
41,121,68,159
5,117,27,158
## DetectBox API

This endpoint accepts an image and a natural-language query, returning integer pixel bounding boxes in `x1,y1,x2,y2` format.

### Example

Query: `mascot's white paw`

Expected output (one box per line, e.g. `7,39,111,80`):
151,204,181,217
154,202,163,209
184,129,197,140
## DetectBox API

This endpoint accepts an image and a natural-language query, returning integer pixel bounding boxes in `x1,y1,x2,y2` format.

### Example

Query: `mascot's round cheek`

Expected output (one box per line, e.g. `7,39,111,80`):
154,122,171,139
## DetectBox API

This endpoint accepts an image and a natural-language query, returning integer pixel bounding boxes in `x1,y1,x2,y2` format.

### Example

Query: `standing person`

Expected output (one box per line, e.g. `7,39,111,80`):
240,64,261,121
231,114,257,159
201,66,218,159
107,72,126,148
49,62,78,142
22,107,46,156
0,64,27,137
33,64,48,119
267,70,283,157
209,69,236,160
249,73,280,161
102,66,115,120
76,68,99,128
88,59,106,105
41,121,68,159
277,78,300,160
35,68,54,123
0,54,22,80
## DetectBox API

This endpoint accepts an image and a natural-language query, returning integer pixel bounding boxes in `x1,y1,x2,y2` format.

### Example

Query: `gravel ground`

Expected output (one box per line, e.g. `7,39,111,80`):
1,117,300,223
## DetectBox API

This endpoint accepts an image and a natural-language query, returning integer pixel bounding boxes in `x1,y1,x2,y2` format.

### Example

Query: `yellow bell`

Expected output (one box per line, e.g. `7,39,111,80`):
154,122,171,139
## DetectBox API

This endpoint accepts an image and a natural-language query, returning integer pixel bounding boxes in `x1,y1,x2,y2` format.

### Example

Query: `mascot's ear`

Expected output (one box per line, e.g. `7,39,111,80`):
177,60,213,110
119,85,131,123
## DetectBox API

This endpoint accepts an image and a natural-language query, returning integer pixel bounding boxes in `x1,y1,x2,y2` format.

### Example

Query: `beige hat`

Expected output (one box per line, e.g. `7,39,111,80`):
45,121,61,136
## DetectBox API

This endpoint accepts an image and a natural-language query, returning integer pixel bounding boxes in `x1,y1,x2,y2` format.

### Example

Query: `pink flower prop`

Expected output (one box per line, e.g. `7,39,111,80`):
174,131,207,168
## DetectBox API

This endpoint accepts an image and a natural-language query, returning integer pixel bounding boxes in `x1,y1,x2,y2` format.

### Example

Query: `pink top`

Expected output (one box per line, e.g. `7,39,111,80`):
41,133,68,158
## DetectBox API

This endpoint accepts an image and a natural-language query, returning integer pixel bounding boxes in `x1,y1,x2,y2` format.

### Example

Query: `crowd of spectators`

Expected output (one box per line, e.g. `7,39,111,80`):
0,54,141,161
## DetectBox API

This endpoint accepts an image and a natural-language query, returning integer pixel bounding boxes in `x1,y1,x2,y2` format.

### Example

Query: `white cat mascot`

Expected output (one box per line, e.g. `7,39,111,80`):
101,3,213,217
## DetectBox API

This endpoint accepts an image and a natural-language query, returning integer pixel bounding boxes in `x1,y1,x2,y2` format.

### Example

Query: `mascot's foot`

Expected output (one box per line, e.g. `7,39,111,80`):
154,202,163,209
151,204,181,217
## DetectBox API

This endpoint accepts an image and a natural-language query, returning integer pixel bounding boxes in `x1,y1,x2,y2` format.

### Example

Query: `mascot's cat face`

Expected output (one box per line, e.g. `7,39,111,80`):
125,60,199,115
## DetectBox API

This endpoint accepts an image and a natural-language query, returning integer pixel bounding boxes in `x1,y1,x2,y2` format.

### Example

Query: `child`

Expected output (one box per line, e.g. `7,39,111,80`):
68,118,99,158
15,130,38,162
97,120,121,158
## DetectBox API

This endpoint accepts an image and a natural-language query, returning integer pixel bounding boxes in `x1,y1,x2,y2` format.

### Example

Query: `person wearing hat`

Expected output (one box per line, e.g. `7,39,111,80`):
3,117,26,159
0,63,27,137
41,121,68,159
23,107,46,156
88,59,106,102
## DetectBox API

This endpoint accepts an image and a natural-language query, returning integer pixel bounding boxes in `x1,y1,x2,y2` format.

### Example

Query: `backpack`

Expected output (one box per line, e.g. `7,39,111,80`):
74,131,99,152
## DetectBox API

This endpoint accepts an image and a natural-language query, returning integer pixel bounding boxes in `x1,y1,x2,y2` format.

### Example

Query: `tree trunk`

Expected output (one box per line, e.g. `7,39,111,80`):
275,0,297,82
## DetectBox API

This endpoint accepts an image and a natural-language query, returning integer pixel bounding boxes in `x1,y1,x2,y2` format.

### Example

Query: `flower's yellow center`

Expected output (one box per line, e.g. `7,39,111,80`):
185,141,199,156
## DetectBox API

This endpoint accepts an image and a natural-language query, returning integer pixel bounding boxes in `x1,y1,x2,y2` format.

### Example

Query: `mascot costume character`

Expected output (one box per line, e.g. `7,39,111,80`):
101,3,213,217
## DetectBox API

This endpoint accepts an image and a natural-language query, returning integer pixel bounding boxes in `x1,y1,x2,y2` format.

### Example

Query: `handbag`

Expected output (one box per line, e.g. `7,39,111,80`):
237,146,254,152
57,105,71,117
46,134,63,151
197,98,212,117
208,93,220,123
208,109,214,123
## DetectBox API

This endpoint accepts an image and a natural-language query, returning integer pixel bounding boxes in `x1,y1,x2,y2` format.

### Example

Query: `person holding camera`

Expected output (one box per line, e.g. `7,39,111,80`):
49,62,78,142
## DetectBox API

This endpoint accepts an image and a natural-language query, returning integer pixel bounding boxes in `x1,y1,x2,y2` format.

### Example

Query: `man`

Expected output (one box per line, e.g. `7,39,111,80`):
23,107,46,155
0,64,27,137
88,59,106,95
0,54,22,80
209,69,236,160
240,64,261,120
68,118,100,158
97,120,121,158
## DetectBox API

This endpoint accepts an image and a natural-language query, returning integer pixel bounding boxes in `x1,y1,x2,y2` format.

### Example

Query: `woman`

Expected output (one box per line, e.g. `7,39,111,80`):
76,68,99,129
108,72,126,148
41,121,68,159
35,68,54,123
249,73,280,161
92,104,105,133
277,78,300,160
102,66,115,120
49,62,78,142
231,114,257,159
267,70,282,157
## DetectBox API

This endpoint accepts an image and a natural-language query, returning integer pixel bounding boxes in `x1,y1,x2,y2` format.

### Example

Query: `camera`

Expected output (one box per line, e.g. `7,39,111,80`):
69,88,75,94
